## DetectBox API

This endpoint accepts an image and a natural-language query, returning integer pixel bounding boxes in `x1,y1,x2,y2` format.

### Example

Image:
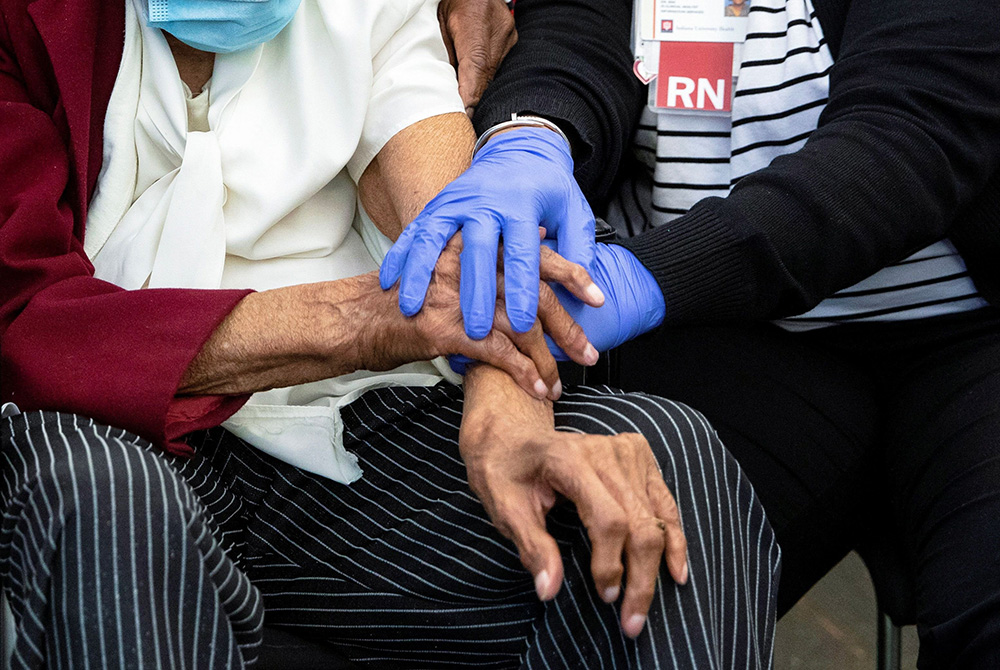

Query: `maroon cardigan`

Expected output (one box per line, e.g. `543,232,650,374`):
0,0,253,456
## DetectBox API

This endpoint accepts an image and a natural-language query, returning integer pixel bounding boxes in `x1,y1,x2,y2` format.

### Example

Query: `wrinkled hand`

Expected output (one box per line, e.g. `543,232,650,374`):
380,128,597,339
375,232,597,399
461,367,689,638
449,231,604,374
438,0,517,115
544,242,666,359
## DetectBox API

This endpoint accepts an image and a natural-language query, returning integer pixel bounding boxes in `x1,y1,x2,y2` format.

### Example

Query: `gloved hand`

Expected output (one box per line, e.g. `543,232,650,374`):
379,127,596,339
545,242,665,360
449,242,662,375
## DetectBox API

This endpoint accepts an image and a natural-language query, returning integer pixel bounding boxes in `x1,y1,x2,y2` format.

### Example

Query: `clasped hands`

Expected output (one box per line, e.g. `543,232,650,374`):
379,233,686,639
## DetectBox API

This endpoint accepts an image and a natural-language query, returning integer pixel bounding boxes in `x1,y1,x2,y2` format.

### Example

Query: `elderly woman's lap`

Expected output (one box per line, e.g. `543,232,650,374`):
0,386,778,669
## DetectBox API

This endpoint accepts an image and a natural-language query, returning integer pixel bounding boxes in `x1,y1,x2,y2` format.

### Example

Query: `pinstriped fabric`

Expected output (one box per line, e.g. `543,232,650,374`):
194,385,779,669
0,412,264,670
1,384,778,669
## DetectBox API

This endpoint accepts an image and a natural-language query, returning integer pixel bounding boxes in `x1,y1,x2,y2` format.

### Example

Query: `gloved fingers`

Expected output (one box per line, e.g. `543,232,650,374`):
501,220,542,334
379,222,418,290
537,283,598,367
459,219,501,339
540,244,605,307
548,190,597,272
398,216,461,317
602,243,667,339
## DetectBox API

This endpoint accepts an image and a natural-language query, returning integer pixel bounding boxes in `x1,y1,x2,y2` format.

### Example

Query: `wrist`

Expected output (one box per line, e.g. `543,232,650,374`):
482,115,566,142
474,114,573,159
463,365,554,432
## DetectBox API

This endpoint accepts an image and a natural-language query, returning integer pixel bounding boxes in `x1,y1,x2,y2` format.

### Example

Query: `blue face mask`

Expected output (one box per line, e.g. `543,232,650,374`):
146,0,303,54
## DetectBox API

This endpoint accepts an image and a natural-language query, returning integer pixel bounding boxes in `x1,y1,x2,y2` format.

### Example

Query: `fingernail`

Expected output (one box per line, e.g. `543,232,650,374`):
680,562,689,585
625,614,647,638
584,283,605,306
584,344,599,366
533,379,549,399
602,586,620,603
534,570,551,600
549,380,563,401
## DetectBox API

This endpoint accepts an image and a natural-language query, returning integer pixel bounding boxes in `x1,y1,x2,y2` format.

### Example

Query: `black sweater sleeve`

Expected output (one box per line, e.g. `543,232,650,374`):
620,0,1000,323
473,0,645,206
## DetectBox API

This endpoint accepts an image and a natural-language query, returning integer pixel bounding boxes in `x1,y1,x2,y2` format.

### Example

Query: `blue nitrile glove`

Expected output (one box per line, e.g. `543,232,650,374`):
449,242,665,374
379,127,595,340
545,242,665,361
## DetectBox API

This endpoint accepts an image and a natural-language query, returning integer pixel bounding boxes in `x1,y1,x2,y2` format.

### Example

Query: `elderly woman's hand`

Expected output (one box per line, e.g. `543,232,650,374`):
373,232,600,399
437,0,517,115
460,365,689,639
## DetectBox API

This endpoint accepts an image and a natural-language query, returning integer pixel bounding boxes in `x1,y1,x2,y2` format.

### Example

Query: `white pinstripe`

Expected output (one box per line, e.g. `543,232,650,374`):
90,428,127,670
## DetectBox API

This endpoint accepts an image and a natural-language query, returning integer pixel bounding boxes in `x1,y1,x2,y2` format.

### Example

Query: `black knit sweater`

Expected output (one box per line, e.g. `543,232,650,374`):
474,0,1000,324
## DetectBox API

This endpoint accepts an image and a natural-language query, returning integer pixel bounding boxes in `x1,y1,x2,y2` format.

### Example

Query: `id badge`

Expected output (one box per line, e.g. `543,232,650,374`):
632,0,747,114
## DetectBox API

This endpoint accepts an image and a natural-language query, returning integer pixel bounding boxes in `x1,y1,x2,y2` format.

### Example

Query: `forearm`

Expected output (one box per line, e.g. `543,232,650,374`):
180,273,389,395
359,111,476,240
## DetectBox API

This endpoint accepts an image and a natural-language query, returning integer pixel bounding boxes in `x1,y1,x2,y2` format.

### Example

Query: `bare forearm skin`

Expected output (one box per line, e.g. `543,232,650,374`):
360,112,476,240
463,364,554,433
180,273,389,395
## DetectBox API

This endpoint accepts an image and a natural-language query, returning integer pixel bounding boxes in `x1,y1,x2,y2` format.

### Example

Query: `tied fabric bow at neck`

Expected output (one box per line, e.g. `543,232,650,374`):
146,0,302,53
92,11,263,290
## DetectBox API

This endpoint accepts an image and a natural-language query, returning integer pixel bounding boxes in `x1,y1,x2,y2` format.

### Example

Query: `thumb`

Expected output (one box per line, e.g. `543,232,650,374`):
457,51,492,114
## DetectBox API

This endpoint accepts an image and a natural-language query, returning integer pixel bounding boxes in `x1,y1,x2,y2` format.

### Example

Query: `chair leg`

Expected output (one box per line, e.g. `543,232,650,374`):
877,610,902,670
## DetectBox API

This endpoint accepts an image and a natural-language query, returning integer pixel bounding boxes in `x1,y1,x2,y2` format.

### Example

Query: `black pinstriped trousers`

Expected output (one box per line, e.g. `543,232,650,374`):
0,385,780,669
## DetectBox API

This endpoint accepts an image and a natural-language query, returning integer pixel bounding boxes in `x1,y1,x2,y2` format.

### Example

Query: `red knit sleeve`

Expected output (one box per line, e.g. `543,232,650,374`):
0,16,252,456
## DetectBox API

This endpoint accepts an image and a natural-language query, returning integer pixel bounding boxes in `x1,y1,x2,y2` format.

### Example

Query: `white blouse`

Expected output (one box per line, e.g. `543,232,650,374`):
85,0,464,483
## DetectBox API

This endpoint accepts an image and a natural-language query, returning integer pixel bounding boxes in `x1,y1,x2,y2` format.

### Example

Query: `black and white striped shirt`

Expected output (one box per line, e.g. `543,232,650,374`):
609,0,988,328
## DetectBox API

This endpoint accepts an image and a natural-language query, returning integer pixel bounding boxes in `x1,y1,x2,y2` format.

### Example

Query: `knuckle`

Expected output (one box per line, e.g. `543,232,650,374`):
484,332,515,356
631,527,665,554
571,264,591,285
661,495,681,523
622,433,649,454
467,463,501,498
463,44,491,69
563,320,588,350
537,284,561,312
592,562,624,585
539,448,572,483
628,585,657,605
596,511,628,539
